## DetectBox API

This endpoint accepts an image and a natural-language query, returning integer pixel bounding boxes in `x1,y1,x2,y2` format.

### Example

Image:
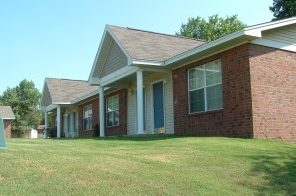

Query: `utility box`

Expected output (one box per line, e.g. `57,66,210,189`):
0,117,7,150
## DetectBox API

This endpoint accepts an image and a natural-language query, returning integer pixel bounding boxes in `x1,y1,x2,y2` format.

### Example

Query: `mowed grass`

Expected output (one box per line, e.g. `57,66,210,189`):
0,137,295,196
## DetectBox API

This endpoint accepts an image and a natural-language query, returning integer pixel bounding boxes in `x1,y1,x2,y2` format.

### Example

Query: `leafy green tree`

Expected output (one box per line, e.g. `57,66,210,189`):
176,14,247,41
270,0,296,20
0,79,41,133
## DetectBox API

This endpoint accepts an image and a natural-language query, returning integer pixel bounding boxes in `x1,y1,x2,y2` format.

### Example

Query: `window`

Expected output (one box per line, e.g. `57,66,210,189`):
83,104,92,131
106,95,119,127
188,60,223,113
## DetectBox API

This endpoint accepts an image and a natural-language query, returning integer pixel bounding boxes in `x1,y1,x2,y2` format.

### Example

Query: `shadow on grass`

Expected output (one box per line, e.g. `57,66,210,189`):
49,134,179,142
247,146,296,195
93,134,178,142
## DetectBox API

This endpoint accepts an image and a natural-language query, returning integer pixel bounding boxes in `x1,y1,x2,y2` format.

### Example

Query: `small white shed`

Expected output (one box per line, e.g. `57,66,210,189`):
30,128,38,139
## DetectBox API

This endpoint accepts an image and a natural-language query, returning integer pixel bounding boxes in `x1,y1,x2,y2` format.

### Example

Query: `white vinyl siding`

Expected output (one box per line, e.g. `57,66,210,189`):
100,41,128,78
252,24,296,52
262,24,296,45
188,60,223,113
41,84,52,107
127,72,174,135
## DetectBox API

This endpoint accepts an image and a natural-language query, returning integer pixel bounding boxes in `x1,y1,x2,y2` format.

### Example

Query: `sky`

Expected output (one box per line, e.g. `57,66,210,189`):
0,0,274,94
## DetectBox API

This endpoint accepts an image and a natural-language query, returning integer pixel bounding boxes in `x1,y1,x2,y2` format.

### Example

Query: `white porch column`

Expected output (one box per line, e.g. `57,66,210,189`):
57,106,61,138
45,111,48,130
64,113,68,138
44,111,48,138
99,86,105,137
137,70,144,134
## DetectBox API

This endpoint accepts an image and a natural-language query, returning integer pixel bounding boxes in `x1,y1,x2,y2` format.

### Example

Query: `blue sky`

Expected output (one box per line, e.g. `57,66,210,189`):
0,0,274,94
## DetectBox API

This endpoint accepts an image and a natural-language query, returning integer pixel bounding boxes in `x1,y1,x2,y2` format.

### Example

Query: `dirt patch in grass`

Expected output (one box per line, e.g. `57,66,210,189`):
0,174,6,181
144,154,176,163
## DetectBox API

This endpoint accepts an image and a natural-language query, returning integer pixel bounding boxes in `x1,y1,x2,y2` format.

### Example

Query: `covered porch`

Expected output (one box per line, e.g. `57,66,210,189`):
92,66,174,137
43,104,78,138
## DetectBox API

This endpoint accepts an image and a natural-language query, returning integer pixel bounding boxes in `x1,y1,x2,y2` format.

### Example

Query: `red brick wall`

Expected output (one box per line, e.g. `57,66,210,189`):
173,44,253,138
173,54,225,136
249,44,296,142
4,120,12,138
78,98,99,137
105,89,127,136
221,44,253,138
77,89,127,137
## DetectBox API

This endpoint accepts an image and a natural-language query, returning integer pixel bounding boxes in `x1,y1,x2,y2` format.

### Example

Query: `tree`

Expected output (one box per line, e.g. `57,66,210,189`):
176,14,247,42
270,0,296,20
0,79,42,133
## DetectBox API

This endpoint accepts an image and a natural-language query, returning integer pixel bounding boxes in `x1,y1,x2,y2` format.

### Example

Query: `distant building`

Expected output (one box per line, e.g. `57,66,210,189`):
0,106,15,138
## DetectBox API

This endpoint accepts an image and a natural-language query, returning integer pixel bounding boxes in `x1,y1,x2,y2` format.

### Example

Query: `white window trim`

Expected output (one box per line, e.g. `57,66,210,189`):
188,59,223,114
83,104,92,131
106,95,120,127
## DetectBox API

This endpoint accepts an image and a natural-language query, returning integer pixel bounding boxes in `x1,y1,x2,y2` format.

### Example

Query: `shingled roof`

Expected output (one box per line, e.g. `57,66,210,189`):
108,25,206,61
0,106,15,119
44,78,98,103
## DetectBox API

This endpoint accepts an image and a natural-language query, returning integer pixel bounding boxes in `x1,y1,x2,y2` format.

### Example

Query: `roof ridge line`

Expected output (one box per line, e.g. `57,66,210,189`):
127,27,205,42
46,77,88,82
107,25,206,42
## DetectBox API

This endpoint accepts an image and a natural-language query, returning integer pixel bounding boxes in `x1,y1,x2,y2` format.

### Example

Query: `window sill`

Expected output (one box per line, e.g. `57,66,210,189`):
188,108,223,116
106,125,120,128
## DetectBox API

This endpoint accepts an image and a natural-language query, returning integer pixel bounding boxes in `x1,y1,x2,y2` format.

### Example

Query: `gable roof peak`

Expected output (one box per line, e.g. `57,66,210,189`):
0,106,15,119
45,77,87,83
107,25,206,42
42,77,98,105
104,24,206,62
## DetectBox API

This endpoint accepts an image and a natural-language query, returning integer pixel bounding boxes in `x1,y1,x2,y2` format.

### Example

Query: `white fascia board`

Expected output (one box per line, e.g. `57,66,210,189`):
53,102,72,105
252,38,296,52
245,17,296,32
100,66,137,87
135,66,171,74
165,18,296,66
45,104,57,112
2,117,15,120
131,59,165,66
88,26,109,82
44,102,73,112
165,30,247,65
165,28,262,66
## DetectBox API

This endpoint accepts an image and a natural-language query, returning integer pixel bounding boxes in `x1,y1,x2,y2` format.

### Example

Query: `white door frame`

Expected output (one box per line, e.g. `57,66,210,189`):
150,80,166,133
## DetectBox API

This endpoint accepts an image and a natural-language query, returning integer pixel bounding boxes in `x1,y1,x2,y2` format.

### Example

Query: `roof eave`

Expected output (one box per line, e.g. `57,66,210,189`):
165,29,261,68
166,17,296,68
245,16,296,32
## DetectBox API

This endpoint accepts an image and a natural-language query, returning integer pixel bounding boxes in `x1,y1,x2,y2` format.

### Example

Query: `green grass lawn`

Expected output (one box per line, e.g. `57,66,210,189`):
0,137,295,196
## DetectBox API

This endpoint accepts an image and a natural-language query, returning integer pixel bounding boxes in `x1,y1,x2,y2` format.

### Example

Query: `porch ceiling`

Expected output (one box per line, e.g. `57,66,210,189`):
103,68,169,88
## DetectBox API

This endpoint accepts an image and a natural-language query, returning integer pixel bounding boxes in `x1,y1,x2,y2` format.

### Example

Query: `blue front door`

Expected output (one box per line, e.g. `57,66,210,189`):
153,81,164,130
